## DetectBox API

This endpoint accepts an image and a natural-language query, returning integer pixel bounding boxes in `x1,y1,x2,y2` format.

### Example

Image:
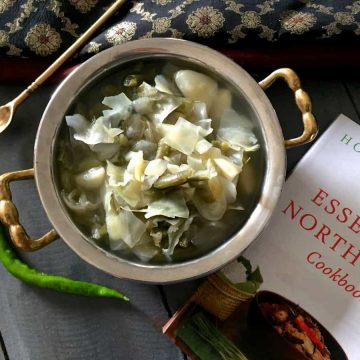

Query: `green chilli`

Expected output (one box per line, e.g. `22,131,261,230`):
0,225,129,301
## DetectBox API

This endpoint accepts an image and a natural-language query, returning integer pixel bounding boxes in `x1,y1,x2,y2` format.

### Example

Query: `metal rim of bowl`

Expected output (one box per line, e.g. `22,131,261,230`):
34,38,286,283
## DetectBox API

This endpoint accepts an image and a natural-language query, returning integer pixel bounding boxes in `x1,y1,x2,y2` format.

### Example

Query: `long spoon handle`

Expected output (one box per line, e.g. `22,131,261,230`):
13,0,127,107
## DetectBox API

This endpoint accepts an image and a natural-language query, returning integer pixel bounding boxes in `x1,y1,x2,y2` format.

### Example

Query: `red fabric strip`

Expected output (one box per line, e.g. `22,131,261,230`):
0,45,359,84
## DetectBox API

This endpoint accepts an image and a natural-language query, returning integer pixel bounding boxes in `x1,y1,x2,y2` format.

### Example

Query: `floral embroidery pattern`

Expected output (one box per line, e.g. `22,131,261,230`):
151,0,172,5
25,23,62,56
86,41,101,54
0,0,359,58
68,0,98,14
5,0,36,34
0,0,15,14
226,2,278,42
0,31,9,48
152,17,172,34
334,12,355,26
241,11,261,29
48,0,79,37
186,6,225,38
280,11,316,35
105,22,137,45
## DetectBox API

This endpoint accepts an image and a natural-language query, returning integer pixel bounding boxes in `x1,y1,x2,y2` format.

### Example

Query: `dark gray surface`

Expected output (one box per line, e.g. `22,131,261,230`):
1,74,360,360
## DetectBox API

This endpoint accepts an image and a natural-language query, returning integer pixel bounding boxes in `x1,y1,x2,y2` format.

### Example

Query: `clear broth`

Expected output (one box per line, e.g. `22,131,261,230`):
54,56,266,264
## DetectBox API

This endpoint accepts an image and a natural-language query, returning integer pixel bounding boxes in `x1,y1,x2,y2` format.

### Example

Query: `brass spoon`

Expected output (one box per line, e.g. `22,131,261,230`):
0,0,127,134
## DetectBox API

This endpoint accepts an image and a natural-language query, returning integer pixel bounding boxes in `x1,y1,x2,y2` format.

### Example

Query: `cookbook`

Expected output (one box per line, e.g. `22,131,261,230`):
163,114,360,360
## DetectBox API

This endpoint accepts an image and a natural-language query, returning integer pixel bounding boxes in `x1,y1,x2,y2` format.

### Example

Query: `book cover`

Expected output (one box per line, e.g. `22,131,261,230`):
163,114,360,360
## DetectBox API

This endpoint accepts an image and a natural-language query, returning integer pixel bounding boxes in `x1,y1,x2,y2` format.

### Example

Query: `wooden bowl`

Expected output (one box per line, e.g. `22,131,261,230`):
247,291,348,360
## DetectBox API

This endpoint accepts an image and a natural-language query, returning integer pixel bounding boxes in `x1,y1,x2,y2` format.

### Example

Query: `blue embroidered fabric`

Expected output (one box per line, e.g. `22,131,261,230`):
0,1,359,59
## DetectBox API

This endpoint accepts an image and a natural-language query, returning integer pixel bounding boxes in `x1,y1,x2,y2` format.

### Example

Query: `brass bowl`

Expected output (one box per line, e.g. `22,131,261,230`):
0,39,317,283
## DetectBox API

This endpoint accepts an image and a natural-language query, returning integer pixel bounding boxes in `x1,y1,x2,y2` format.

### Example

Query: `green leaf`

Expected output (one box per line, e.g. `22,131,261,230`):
237,256,252,277
248,266,263,284
234,256,263,294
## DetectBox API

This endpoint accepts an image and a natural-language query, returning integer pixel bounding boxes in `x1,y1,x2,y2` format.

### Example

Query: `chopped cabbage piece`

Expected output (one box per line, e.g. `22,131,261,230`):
106,161,126,186
150,95,182,125
133,97,154,115
60,66,260,262
90,143,121,160
195,138,213,154
67,115,123,145
220,176,237,203
227,149,244,167
61,190,100,214
145,191,189,219
162,117,203,155
154,75,180,95
175,70,218,107
195,119,213,137
137,82,160,98
136,82,182,125
209,88,232,120
142,159,168,190
145,159,167,177
219,108,254,130
113,180,144,208
162,215,195,258
218,127,258,150
217,109,258,150
212,156,242,181
166,163,191,174
192,191,227,221
106,210,146,249
102,93,133,124
192,101,208,120
187,155,205,171
125,151,146,182
124,114,146,140
75,166,105,190
65,114,88,133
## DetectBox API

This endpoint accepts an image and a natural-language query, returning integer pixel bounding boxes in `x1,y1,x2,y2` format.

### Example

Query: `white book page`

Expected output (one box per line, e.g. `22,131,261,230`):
242,114,360,359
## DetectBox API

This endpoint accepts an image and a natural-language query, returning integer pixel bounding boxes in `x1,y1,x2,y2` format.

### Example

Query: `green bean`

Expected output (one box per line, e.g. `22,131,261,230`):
188,174,210,182
153,169,191,189
0,225,128,301
211,140,230,152
118,133,129,147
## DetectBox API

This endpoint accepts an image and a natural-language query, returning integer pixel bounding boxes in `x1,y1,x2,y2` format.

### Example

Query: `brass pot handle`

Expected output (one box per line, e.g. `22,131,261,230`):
0,168,58,251
258,68,318,149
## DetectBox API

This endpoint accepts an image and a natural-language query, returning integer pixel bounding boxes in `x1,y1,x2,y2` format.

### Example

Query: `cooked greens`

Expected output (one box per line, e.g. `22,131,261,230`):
57,68,259,262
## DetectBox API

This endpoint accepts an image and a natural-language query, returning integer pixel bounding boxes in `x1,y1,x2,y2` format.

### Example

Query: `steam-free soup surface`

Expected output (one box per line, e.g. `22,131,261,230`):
55,58,265,264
